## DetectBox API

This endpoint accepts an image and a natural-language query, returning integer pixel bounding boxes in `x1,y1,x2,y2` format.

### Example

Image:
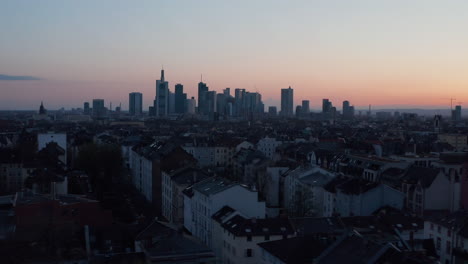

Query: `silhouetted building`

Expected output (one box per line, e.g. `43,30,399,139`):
129,92,143,116
281,86,294,116
206,91,217,117
198,81,209,114
92,99,106,118
452,105,462,122
83,102,90,115
268,106,277,116
187,97,196,114
174,83,187,114
301,100,310,114
342,100,355,120
39,101,46,115
322,99,332,113
155,69,169,117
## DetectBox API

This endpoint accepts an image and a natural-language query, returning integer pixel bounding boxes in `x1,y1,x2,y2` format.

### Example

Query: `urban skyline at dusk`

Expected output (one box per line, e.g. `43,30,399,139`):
1,0,468,110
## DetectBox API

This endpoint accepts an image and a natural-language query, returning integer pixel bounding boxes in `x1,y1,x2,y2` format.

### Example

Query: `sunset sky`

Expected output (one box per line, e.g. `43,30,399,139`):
1,0,468,110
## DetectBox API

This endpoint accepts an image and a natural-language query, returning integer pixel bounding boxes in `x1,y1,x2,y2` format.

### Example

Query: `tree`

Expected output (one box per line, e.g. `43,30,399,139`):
75,143,123,199
290,186,315,217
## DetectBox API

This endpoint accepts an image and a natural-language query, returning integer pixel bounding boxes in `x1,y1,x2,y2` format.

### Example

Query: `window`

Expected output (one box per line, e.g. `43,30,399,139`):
246,248,253,257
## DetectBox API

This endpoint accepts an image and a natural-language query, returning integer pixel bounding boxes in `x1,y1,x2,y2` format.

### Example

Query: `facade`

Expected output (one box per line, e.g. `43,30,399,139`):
438,134,468,151
186,97,196,114
161,167,209,225
212,208,295,264
284,166,336,217
324,178,404,217
257,136,283,159
129,92,143,116
280,87,293,117
183,178,266,248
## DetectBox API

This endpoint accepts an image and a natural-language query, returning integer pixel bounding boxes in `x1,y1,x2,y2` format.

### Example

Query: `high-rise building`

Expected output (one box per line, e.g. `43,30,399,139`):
268,106,277,116
234,88,246,116
129,92,143,116
187,97,196,114
83,102,90,115
295,105,303,118
342,100,355,120
301,100,310,114
197,81,209,114
92,99,106,118
216,93,226,117
206,91,217,116
154,69,169,117
223,88,231,97
280,86,294,116
322,99,332,113
174,84,187,114
452,105,462,122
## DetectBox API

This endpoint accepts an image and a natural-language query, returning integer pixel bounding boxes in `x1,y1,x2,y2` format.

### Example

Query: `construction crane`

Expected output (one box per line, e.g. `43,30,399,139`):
441,98,456,110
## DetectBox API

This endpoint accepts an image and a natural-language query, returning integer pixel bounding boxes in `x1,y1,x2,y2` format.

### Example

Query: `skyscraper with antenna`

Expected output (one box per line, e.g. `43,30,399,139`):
154,68,169,117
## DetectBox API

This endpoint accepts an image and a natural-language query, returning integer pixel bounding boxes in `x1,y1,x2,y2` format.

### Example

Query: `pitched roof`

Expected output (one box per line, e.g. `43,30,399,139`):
402,166,441,188
221,215,294,237
258,236,330,263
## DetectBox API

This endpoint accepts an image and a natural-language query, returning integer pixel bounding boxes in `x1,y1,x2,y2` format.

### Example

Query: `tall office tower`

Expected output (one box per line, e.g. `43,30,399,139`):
168,91,175,114
234,88,246,116
268,106,277,116
148,106,155,116
92,99,105,117
197,81,209,114
129,92,143,116
216,93,226,117
83,102,90,115
280,86,294,116
245,92,263,114
342,100,351,120
174,84,187,114
223,88,231,97
295,105,303,118
154,69,169,117
186,97,196,114
452,105,462,122
349,106,355,118
227,102,233,116
206,91,217,115
322,99,332,113
302,100,310,114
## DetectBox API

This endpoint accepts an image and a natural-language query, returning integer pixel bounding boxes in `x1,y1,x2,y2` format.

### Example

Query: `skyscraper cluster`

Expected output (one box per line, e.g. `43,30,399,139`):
79,69,363,122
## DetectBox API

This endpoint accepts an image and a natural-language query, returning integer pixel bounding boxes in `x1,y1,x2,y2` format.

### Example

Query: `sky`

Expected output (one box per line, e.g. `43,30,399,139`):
1,0,468,110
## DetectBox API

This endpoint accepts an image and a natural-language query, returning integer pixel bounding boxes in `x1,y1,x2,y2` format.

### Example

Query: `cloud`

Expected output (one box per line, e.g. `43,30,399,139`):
0,74,42,81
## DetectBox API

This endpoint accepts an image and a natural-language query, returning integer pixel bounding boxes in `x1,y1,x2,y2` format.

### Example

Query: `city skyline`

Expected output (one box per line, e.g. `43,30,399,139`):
2,1,468,110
